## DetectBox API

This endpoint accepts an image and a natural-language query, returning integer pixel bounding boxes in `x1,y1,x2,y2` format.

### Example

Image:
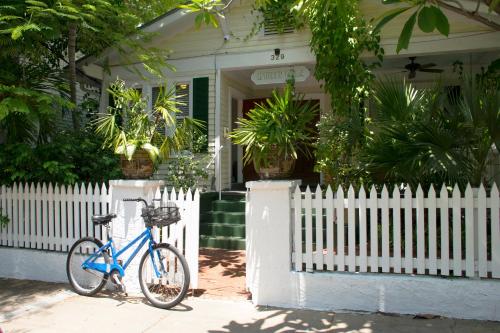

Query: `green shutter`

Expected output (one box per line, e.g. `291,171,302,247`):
192,77,209,151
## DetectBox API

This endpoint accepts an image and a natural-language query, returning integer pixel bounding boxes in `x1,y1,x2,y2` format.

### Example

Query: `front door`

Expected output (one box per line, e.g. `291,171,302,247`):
241,98,320,185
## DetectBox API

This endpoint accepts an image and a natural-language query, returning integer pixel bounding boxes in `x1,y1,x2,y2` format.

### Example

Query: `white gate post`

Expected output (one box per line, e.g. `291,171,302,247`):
109,180,164,294
246,180,300,306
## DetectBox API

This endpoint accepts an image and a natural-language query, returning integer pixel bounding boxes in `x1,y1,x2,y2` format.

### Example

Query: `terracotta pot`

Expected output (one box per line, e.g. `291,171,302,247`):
120,149,154,179
254,152,296,180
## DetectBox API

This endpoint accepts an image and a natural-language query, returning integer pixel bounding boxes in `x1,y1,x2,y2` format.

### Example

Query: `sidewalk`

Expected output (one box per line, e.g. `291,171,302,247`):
1,278,500,333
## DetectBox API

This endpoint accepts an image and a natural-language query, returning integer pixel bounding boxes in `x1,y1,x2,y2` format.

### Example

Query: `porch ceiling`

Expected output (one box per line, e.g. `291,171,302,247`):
224,50,499,92
373,49,500,83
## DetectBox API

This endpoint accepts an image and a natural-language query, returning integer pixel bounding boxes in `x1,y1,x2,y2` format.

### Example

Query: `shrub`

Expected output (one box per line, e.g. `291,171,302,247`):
0,131,122,185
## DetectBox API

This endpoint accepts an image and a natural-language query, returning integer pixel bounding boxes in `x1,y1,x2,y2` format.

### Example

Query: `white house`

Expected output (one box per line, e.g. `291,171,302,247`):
78,0,500,189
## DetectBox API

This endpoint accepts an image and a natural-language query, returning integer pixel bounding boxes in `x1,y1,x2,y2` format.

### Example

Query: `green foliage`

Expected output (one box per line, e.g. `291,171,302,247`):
0,209,8,229
125,0,184,23
363,80,474,187
179,0,223,28
95,79,205,162
0,131,122,185
375,0,500,53
259,0,304,33
229,83,319,169
362,78,499,187
163,151,210,192
181,0,303,38
0,0,177,131
302,0,382,188
0,43,72,144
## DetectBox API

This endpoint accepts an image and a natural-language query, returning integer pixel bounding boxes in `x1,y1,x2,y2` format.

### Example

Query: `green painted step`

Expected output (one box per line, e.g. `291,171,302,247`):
212,200,246,212
200,192,245,213
201,223,245,238
201,211,245,225
200,235,246,250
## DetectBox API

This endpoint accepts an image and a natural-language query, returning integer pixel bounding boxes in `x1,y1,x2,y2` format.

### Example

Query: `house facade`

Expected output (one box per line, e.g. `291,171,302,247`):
79,0,500,190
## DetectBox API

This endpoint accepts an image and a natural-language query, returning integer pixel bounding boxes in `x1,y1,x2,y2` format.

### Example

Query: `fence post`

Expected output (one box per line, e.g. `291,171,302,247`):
109,180,164,294
246,180,300,306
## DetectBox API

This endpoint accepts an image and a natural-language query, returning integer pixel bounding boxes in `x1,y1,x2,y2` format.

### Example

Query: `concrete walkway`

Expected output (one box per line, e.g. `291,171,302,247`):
1,278,499,333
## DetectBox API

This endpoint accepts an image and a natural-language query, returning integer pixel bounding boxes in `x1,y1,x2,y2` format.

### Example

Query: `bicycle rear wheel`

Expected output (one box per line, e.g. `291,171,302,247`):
67,237,110,296
139,243,190,309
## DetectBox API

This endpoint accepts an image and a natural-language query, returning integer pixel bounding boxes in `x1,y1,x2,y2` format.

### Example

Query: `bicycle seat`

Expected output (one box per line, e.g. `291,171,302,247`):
92,214,117,225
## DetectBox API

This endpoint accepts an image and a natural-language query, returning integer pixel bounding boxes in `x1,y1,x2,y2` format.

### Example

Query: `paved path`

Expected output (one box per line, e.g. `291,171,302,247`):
1,278,500,333
196,248,250,300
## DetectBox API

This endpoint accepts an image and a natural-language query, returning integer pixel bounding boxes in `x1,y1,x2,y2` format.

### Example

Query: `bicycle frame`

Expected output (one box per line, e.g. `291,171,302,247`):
82,227,163,278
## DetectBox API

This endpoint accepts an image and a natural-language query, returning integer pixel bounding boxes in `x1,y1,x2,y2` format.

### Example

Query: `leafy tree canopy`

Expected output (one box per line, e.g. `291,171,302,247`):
0,0,179,134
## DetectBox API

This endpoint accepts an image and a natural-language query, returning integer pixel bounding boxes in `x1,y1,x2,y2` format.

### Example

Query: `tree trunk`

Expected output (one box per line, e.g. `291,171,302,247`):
68,22,79,130
484,0,500,15
436,0,500,31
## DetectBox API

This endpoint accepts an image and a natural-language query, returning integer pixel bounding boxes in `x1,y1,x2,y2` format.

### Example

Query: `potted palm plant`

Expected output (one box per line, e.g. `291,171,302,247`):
95,79,203,179
229,83,319,179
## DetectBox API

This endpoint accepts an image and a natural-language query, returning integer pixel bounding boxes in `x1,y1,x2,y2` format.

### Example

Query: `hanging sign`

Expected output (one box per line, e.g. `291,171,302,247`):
251,66,310,85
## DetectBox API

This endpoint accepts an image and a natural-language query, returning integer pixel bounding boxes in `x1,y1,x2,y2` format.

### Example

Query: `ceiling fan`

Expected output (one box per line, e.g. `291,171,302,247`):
404,57,444,79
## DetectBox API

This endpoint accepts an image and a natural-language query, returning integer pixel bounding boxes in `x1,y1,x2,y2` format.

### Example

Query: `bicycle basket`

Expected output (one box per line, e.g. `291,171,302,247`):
144,203,181,227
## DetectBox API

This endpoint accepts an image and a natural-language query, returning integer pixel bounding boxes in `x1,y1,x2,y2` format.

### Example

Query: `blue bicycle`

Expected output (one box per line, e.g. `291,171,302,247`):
66,198,190,309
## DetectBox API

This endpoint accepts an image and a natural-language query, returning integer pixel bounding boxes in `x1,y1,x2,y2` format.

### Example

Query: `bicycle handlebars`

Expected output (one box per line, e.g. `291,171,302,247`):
123,198,149,207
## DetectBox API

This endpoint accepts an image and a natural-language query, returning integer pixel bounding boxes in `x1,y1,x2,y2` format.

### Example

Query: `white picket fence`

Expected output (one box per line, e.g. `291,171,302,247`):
292,183,500,279
0,182,200,286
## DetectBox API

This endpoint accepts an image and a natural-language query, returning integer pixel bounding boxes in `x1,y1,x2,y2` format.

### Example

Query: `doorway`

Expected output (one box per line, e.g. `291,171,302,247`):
228,89,244,190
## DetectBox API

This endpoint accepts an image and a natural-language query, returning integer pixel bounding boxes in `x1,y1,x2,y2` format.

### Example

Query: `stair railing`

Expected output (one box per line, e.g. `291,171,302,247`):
205,145,224,200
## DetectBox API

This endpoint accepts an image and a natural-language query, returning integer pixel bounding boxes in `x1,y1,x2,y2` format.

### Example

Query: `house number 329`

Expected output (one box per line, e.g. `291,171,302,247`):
271,54,285,61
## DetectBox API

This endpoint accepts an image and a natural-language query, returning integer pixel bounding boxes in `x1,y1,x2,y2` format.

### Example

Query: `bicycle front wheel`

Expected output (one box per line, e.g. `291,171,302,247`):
67,237,110,296
139,243,190,309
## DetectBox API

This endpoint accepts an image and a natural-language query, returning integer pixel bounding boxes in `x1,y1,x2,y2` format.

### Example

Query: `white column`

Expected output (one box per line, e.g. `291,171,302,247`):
109,180,164,294
215,68,222,192
245,180,300,306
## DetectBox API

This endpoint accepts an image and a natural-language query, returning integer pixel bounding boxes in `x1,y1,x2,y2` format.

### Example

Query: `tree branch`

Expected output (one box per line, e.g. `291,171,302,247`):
437,0,500,30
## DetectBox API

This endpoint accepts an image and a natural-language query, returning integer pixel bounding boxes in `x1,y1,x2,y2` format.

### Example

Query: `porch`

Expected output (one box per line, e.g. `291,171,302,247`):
214,49,500,191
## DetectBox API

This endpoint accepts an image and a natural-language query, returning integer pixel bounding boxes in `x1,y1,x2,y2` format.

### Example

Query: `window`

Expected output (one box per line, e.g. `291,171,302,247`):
152,83,190,119
152,82,192,137
263,16,295,36
175,83,190,119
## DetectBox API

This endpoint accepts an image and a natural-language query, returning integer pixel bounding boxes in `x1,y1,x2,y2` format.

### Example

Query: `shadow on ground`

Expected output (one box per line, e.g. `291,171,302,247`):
206,306,500,333
198,248,246,278
0,278,70,313
196,248,250,300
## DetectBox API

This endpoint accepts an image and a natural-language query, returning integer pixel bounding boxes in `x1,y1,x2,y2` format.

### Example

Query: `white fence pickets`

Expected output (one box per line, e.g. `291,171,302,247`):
325,186,334,271
452,185,462,276
392,186,401,274
492,184,500,278
294,186,303,271
369,186,378,273
404,186,413,274
478,184,487,278
305,187,313,271
358,186,367,273
381,186,389,273
314,186,324,270
0,183,199,276
416,185,425,275
428,185,437,275
439,185,450,276
336,186,345,272
347,186,356,272
1,185,5,245
292,183,500,279
465,185,474,277
23,183,29,247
